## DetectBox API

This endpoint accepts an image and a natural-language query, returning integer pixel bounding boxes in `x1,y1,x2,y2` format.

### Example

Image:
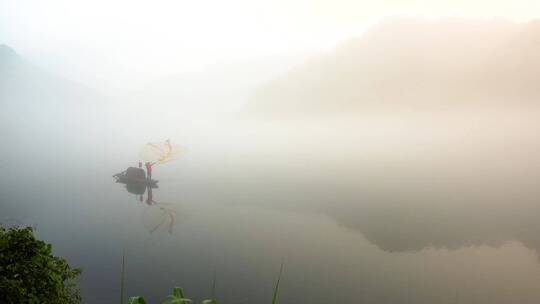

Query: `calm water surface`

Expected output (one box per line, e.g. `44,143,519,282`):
2,119,540,304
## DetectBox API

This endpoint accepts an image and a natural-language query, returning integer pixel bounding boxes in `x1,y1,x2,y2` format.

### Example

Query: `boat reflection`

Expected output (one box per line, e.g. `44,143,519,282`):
114,178,179,234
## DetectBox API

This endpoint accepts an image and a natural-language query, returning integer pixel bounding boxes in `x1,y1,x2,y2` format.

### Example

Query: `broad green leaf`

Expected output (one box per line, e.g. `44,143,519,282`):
172,287,185,298
128,296,147,304
162,295,192,304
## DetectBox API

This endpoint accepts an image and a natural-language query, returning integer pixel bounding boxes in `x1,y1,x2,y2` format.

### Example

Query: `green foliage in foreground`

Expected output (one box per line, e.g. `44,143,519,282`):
128,287,215,304
128,262,284,304
0,226,82,304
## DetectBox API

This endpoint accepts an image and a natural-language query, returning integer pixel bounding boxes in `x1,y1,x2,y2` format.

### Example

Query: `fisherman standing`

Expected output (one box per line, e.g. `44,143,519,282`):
145,162,154,180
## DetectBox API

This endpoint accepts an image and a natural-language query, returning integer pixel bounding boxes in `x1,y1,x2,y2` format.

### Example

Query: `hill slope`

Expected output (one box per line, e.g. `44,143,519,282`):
0,45,108,155
248,18,540,115
0,44,100,108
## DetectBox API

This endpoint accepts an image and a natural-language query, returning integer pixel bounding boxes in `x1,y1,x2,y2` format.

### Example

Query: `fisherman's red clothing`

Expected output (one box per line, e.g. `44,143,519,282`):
145,162,153,179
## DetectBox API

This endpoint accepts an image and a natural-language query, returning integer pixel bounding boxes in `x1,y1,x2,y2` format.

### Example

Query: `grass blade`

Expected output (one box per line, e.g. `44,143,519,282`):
272,262,284,304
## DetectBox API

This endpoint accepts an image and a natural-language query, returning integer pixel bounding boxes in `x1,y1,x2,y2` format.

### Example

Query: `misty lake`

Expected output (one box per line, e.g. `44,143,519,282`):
6,8,540,304
2,112,540,304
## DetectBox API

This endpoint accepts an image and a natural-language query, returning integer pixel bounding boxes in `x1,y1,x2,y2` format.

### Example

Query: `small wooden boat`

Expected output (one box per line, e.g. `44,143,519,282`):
113,167,158,186
114,174,158,185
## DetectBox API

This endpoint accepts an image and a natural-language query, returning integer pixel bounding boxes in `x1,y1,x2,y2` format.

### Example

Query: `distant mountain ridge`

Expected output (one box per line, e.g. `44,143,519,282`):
248,17,540,115
0,44,100,106
0,44,109,147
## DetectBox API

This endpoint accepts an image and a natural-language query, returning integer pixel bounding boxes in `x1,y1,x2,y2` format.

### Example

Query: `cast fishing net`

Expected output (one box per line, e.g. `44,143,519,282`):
140,139,182,165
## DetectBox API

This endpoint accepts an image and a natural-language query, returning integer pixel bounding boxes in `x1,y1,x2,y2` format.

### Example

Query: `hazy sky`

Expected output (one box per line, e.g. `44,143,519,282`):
1,0,540,87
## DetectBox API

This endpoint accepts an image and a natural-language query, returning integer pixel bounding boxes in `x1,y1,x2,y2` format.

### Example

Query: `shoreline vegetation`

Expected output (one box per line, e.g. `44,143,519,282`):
0,225,284,304
0,225,81,304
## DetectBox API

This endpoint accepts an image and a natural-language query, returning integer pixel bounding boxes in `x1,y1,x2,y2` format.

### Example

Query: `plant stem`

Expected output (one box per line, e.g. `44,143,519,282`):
120,250,126,304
